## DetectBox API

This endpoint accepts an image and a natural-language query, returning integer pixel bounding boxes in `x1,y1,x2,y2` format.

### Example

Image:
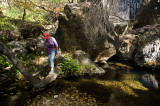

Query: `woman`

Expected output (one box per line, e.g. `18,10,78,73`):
43,33,59,74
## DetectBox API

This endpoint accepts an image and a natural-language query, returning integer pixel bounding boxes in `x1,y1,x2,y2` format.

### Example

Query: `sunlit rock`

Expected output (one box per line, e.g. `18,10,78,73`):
134,24,160,68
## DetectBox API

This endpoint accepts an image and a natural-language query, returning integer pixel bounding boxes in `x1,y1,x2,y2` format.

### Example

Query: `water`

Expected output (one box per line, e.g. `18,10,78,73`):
1,60,160,105
108,60,160,89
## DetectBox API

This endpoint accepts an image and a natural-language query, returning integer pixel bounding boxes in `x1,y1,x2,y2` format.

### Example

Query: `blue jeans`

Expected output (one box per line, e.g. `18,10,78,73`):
48,49,56,67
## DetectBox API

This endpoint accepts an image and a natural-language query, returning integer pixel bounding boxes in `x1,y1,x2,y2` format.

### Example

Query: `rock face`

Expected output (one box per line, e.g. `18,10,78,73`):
56,2,117,62
133,0,160,29
106,0,143,20
133,24,160,68
20,23,44,39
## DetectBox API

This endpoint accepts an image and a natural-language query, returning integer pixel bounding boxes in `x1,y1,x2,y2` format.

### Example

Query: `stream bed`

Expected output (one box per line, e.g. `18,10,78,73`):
0,61,160,106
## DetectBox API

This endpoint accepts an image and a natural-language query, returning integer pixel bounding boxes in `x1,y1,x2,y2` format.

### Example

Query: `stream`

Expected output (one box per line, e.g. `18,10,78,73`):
0,61,160,106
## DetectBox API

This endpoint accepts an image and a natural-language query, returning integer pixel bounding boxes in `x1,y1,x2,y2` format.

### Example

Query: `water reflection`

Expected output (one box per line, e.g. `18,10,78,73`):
107,61,160,89
142,74,159,89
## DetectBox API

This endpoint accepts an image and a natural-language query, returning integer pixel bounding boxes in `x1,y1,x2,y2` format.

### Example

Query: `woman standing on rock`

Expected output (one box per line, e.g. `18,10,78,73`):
43,33,59,74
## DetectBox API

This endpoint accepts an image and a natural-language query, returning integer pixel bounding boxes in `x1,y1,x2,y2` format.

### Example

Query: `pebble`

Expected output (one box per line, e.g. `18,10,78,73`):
54,95,58,99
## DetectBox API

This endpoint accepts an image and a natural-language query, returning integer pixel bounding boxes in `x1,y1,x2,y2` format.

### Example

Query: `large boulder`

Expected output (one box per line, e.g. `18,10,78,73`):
133,0,160,29
55,2,118,62
133,24,160,68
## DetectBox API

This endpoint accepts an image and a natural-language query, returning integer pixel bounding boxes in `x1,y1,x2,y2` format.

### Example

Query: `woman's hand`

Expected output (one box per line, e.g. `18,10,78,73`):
56,50,59,56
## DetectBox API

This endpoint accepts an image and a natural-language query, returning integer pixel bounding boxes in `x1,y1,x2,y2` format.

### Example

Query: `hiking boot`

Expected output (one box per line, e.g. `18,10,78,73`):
49,70,54,74
49,66,54,74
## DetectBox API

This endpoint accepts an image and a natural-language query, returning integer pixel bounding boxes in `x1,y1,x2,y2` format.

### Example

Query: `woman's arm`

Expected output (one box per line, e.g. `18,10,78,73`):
52,37,59,55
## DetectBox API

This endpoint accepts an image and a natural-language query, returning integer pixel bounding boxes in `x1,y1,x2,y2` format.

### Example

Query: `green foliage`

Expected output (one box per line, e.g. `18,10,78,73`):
0,16,18,31
0,55,23,79
0,35,8,44
52,0,63,3
59,53,95,77
15,69,22,79
144,60,157,68
26,10,48,24
144,61,152,66
7,6,24,19
19,54,38,72
0,0,67,25
0,34,12,49
59,53,82,77
3,1,48,24
0,55,13,70
83,64,94,71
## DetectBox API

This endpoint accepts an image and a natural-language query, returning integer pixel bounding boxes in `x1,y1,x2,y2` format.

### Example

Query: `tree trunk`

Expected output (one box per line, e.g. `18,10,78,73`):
0,41,59,88
22,8,26,21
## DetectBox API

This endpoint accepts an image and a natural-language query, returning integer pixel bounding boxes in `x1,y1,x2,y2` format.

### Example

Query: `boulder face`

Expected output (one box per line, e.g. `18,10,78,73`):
133,1,160,29
20,23,44,39
55,2,117,62
133,24,160,68
106,0,143,20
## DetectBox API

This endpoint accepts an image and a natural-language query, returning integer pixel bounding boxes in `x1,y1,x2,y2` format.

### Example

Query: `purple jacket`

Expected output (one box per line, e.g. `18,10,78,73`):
43,37,58,54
